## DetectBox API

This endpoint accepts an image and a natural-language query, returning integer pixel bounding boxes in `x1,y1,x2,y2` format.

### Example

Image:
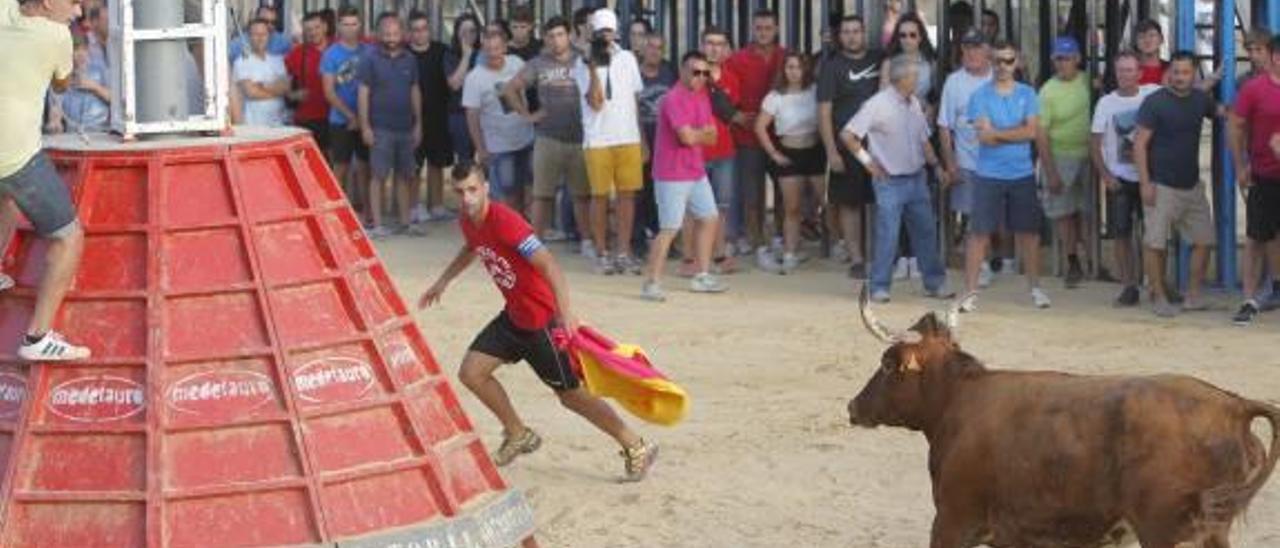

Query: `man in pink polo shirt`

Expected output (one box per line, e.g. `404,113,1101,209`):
641,51,729,301
725,8,786,257
1229,34,1280,325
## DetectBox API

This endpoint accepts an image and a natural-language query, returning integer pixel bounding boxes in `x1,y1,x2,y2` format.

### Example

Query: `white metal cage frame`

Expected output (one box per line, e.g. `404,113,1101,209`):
108,0,230,138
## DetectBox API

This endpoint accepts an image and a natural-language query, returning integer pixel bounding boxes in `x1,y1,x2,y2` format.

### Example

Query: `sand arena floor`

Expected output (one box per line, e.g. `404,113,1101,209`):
379,224,1280,548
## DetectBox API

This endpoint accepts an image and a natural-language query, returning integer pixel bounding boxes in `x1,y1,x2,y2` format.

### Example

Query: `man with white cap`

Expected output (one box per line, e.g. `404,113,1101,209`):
574,8,647,276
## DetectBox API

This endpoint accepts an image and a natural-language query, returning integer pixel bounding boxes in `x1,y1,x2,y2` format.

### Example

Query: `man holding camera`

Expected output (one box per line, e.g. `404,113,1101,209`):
574,8,647,276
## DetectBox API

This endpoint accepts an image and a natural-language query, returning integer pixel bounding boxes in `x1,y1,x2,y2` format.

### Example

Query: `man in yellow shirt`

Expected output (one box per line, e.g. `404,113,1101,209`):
0,0,91,360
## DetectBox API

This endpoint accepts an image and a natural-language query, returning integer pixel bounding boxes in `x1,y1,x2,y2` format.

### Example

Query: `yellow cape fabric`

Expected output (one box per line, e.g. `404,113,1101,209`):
573,343,688,426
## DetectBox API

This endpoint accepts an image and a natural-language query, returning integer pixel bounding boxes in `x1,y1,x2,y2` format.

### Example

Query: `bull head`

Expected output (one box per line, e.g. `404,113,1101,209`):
849,285,961,430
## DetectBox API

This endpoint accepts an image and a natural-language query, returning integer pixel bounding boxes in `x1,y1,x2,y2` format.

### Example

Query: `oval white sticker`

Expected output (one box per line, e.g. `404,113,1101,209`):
292,357,376,404
46,375,146,423
0,372,27,420
166,370,278,417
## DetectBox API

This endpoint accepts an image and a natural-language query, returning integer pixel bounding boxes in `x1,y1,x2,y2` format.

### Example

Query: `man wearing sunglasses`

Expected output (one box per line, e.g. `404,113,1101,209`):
642,51,729,300
958,40,1050,312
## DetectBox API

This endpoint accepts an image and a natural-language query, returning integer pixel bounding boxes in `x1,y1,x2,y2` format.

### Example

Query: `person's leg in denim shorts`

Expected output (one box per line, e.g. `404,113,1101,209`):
0,152,90,360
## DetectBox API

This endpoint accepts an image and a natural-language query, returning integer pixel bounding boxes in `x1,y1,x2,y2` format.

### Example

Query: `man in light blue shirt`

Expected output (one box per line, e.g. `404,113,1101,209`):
958,40,1049,312
938,30,992,215
229,5,292,62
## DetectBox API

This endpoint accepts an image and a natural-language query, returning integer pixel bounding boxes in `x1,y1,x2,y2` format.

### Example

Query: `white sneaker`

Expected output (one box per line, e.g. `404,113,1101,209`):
690,272,728,293
770,236,784,255
429,206,455,221
411,204,429,224
0,273,13,292
615,254,642,276
542,229,569,242
593,255,616,275
978,262,994,289
780,253,799,275
755,247,780,273
893,258,910,281
580,240,598,259
18,331,91,361
1031,287,1052,309
956,292,979,313
870,289,891,303
734,238,753,257
907,257,920,280
829,240,849,263
640,280,666,302
367,225,393,240
1001,258,1017,275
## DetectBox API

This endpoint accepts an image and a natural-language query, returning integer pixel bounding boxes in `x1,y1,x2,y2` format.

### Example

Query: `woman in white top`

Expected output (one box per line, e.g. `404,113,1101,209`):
754,53,824,274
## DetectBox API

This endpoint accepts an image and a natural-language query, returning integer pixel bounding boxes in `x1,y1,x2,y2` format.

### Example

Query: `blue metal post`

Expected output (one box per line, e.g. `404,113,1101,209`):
1217,0,1238,289
1175,0,1197,291
1271,0,1280,34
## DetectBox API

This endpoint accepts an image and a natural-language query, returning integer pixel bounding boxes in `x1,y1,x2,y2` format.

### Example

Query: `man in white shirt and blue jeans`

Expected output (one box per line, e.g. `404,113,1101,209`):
233,18,291,127
842,54,952,303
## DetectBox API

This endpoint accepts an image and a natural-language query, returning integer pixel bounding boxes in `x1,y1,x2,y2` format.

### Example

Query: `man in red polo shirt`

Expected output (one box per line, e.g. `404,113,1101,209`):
418,162,659,482
285,11,332,151
725,8,786,261
1229,34,1280,325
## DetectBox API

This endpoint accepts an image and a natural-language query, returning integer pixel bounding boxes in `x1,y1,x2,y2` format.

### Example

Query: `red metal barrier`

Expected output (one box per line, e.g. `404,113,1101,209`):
0,128,534,547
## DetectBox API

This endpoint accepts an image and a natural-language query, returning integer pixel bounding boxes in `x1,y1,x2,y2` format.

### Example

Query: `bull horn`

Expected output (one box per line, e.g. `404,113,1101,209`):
859,284,919,344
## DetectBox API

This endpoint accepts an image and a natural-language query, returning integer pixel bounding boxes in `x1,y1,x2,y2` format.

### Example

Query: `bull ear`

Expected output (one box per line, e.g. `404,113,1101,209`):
899,349,923,372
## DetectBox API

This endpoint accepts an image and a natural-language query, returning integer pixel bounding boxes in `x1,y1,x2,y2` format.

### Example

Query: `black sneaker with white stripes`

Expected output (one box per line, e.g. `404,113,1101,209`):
18,331,91,361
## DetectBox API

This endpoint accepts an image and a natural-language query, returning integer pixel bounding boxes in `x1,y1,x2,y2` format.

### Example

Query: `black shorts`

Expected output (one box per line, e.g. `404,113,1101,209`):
298,119,330,154
468,312,580,392
416,109,454,169
771,144,826,178
328,125,370,164
1246,179,1280,242
827,149,874,207
1107,181,1143,238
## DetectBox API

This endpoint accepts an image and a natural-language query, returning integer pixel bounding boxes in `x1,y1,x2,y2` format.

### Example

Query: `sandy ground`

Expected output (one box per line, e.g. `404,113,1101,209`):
377,223,1280,548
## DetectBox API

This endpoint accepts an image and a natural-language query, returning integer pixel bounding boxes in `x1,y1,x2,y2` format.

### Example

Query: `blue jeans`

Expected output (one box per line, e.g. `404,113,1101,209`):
871,172,946,294
487,146,533,202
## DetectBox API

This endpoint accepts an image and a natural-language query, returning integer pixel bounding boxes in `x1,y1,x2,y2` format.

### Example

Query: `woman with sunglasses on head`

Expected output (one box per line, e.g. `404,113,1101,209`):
755,53,824,274
879,11,938,281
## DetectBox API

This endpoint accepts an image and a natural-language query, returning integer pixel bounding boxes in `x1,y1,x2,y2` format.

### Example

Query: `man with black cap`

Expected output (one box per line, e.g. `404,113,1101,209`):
937,29,993,282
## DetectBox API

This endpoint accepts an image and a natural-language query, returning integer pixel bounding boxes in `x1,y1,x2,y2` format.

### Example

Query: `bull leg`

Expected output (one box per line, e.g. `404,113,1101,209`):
930,510,981,548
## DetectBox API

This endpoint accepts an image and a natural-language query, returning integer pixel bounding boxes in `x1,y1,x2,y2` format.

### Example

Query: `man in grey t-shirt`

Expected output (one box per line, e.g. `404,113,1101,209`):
1133,51,1217,317
463,23,536,209
503,16,590,241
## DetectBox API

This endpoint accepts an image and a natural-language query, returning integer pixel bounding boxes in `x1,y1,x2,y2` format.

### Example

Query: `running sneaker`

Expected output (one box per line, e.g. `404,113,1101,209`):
640,281,666,302
690,272,728,293
977,262,994,289
1113,285,1140,307
615,255,643,276
367,225,393,240
1232,300,1259,326
755,247,780,273
1000,258,1017,275
593,255,616,276
0,273,13,292
956,292,979,313
620,438,659,482
893,258,910,281
1031,287,1052,309
580,240,598,259
542,229,569,242
870,289,891,303
830,241,851,263
779,253,799,275
734,237,753,257
924,286,956,300
1152,299,1180,318
492,428,542,467
18,331,91,362
411,204,428,224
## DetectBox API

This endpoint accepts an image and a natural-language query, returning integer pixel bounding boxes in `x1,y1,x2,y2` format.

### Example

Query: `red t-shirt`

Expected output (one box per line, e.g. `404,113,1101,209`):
1138,60,1167,86
706,68,741,161
459,203,557,330
284,42,330,123
725,44,787,147
1235,74,1280,180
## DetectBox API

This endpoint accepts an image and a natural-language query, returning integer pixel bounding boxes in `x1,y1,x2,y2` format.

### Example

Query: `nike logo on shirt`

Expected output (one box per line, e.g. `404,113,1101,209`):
847,65,879,82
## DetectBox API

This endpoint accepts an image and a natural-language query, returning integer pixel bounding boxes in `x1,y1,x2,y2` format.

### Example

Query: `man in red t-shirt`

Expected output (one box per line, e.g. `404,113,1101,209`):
1134,19,1168,86
418,162,658,481
725,9,786,260
285,12,332,151
1228,35,1280,325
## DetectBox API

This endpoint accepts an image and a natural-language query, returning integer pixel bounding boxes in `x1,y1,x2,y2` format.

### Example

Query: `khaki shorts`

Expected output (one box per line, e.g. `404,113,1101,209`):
1040,156,1088,220
1142,182,1215,250
584,144,644,197
532,137,590,200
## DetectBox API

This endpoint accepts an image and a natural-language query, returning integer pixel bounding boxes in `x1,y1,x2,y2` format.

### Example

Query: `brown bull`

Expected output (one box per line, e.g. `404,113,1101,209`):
848,287,1280,548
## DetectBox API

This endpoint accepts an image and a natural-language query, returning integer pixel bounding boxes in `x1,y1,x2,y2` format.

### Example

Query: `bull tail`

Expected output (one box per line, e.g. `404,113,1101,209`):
1202,402,1280,524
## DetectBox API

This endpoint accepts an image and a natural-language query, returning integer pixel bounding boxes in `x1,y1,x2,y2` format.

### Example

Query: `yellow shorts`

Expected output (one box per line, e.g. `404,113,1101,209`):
584,144,644,197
